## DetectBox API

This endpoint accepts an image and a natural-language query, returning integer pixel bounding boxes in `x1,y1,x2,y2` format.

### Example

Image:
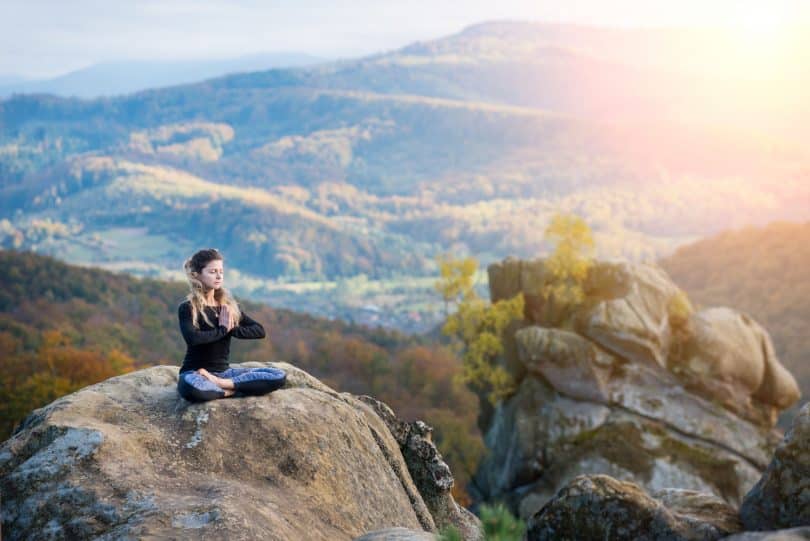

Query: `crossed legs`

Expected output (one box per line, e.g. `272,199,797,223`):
198,368,236,396
177,366,287,402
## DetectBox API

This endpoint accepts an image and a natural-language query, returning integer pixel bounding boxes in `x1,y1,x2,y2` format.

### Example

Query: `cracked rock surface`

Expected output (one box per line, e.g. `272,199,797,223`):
524,474,742,541
0,362,473,540
740,402,810,531
473,257,798,520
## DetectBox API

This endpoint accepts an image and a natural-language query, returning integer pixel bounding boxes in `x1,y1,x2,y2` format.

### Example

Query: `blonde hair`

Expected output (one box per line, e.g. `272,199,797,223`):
182,248,242,329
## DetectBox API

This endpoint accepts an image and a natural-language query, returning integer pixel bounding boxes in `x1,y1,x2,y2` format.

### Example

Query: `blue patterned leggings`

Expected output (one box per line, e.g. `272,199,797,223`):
177,367,287,402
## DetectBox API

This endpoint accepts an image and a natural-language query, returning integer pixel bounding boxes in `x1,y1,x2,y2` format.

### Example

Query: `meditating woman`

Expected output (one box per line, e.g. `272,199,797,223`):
177,248,286,402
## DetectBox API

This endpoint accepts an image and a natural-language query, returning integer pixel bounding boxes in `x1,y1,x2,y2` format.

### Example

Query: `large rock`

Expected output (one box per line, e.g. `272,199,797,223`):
488,256,525,304
740,402,810,531
357,396,483,541
672,307,800,425
575,261,680,370
524,474,742,541
487,257,800,424
684,308,772,395
473,324,780,519
491,259,677,369
0,362,480,540
515,327,613,403
722,528,810,540
354,527,438,540
474,256,799,520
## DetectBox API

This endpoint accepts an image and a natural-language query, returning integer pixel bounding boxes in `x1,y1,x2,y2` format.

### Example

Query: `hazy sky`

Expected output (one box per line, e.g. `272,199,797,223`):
4,0,809,78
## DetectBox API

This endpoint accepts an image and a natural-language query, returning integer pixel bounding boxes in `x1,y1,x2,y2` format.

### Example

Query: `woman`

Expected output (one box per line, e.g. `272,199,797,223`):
177,248,286,401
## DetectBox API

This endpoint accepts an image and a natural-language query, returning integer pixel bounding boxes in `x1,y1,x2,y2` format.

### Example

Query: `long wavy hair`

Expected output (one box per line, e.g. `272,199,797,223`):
182,248,242,329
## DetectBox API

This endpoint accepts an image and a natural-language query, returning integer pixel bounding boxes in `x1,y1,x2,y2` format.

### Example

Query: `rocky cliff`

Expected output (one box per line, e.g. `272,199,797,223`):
472,257,802,520
524,402,810,540
0,362,480,540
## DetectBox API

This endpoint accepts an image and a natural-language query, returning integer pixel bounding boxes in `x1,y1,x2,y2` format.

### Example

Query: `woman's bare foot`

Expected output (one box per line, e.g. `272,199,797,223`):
197,368,236,393
197,368,217,385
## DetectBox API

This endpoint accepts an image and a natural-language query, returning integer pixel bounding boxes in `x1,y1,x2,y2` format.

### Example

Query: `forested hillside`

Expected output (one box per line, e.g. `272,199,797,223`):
658,220,810,426
2,22,807,330
0,248,482,502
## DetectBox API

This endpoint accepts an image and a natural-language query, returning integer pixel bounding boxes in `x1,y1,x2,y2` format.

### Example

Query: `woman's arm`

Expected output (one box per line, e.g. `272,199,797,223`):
178,303,229,346
230,311,266,340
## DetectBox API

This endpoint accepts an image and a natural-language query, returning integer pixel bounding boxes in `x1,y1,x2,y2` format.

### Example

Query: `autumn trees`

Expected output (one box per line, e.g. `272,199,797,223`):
0,248,487,502
435,212,596,402
540,213,595,318
435,254,524,403
0,329,135,437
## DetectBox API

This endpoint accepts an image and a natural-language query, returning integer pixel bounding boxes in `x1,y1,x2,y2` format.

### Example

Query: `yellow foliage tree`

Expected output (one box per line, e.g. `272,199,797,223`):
666,289,696,370
435,255,524,404
541,213,596,322
435,255,479,315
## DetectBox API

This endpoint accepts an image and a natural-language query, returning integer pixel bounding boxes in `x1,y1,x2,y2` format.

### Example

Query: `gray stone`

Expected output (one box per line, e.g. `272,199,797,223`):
357,396,483,541
741,402,810,531
487,257,523,304
0,363,481,541
354,527,438,540
722,527,810,540
673,307,800,425
473,362,776,519
487,257,800,426
652,488,743,533
575,261,678,369
515,326,612,403
525,474,742,541
475,256,797,521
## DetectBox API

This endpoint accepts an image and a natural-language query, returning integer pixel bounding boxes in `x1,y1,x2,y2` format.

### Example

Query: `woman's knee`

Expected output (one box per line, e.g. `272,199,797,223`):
218,367,247,379
233,368,287,396
177,372,225,402
182,386,225,402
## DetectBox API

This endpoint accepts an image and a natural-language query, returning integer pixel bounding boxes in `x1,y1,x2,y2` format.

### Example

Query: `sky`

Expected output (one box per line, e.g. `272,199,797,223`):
3,0,810,78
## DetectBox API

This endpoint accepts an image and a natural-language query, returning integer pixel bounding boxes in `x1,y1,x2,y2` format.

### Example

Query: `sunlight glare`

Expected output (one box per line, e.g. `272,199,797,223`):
732,3,789,39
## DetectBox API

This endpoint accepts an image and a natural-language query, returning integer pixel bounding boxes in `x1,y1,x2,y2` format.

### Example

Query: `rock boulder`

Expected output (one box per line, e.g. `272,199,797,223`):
474,257,800,520
722,528,810,541
740,402,810,531
0,362,480,541
524,474,742,541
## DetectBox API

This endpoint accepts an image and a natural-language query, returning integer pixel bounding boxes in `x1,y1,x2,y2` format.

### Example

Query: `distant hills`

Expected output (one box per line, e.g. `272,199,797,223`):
1,21,808,329
0,75,28,86
659,220,810,427
0,52,325,98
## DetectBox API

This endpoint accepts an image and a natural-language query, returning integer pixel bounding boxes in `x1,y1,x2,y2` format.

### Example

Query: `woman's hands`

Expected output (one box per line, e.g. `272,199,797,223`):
219,305,238,332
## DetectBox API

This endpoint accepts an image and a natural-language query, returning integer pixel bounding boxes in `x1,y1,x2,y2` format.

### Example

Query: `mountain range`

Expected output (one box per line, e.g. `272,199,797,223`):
0,52,325,98
2,21,808,330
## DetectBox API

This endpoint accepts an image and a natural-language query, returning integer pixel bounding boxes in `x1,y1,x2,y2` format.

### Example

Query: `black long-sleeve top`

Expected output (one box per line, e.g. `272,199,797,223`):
178,300,265,374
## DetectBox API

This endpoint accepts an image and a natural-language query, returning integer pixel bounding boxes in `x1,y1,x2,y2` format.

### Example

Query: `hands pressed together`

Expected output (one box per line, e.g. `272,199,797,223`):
218,305,238,332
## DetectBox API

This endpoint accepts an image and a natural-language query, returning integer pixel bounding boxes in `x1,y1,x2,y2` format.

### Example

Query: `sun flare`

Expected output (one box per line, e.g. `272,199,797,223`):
731,4,790,38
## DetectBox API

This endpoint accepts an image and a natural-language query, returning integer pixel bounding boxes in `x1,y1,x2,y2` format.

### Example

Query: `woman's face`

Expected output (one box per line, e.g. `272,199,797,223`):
198,259,224,291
